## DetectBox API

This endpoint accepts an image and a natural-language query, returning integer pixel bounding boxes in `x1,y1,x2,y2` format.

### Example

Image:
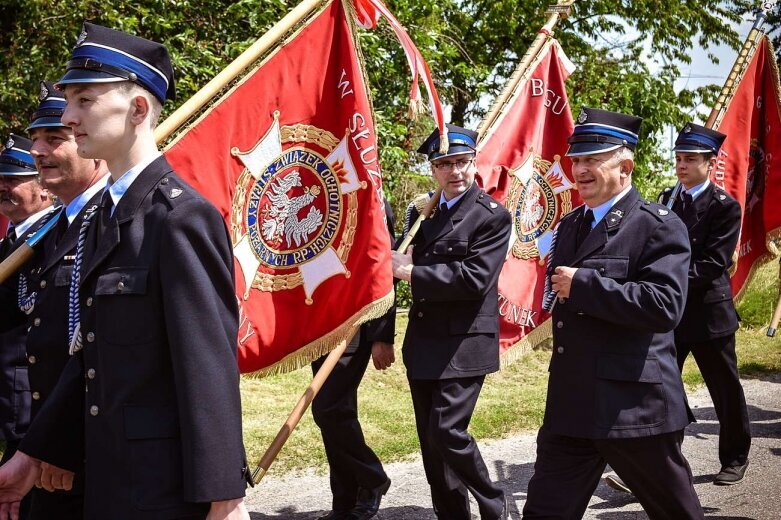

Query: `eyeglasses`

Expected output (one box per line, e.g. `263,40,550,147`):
432,158,474,172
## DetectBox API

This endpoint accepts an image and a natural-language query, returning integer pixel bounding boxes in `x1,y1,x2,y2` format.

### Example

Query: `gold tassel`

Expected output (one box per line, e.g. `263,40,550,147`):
407,98,425,120
438,125,449,155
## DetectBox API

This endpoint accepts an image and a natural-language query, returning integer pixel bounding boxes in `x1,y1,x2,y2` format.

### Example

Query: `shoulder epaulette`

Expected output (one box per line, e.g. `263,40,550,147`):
640,200,676,222
475,190,503,212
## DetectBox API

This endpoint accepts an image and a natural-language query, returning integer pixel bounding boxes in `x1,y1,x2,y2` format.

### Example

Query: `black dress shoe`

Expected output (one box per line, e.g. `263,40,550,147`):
714,460,749,485
349,478,391,520
317,510,352,520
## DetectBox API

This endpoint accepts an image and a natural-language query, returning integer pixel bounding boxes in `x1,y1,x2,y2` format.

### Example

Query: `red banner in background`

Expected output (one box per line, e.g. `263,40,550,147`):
476,39,581,363
0,216,7,238
164,0,393,375
712,36,781,300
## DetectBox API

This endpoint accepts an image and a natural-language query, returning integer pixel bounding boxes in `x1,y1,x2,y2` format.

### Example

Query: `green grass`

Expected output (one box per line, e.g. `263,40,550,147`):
245,260,781,476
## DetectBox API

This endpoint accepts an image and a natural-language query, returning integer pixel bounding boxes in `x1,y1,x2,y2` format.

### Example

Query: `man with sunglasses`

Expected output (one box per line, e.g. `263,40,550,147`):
392,124,511,520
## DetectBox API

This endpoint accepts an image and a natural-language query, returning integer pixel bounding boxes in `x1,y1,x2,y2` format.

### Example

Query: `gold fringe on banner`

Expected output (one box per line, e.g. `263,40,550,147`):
246,290,395,378
499,318,553,369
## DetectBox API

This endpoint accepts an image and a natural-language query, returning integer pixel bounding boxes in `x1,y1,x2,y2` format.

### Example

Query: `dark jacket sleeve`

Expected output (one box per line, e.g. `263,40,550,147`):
569,215,691,332
689,198,741,291
19,355,85,471
160,198,247,502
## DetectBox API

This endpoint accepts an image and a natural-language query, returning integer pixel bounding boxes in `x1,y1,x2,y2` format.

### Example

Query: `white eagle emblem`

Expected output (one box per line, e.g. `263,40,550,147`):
5,137,13,150
39,83,49,101
260,171,323,248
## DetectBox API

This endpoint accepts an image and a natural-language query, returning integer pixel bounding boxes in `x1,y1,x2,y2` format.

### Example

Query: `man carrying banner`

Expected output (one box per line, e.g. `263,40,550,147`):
312,199,396,520
0,23,249,520
523,107,704,519
392,124,511,520
0,80,110,519
0,133,56,520
659,123,751,485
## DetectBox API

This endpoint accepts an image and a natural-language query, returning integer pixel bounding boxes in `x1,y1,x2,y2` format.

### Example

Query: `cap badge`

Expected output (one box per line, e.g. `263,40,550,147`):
577,110,588,124
39,84,49,101
5,137,14,150
75,28,88,47
170,188,183,199
658,208,669,216
684,124,692,133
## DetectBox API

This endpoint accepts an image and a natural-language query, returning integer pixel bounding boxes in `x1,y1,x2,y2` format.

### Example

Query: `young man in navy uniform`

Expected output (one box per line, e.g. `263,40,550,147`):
313,199,396,520
0,80,109,519
392,124,511,520
660,123,750,485
0,133,56,520
523,107,704,519
0,23,249,520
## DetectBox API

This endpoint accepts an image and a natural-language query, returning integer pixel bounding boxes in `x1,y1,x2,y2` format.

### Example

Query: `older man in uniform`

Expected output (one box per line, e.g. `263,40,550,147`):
0,134,56,520
660,123,750,485
0,23,249,520
0,80,110,519
392,124,511,520
522,107,704,519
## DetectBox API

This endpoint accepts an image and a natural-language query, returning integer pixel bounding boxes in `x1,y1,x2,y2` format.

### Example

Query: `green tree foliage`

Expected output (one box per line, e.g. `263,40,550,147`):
0,0,756,216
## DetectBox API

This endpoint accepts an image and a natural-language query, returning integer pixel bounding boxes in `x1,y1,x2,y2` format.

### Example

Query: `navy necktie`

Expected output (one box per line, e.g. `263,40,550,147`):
576,209,594,249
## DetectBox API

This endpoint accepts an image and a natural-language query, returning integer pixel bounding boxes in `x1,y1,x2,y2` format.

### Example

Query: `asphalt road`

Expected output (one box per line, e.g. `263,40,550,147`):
246,372,781,519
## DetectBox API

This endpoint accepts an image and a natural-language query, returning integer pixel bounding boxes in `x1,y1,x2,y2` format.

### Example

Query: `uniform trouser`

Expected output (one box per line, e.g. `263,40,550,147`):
311,339,387,511
677,334,751,468
523,428,703,520
408,377,504,520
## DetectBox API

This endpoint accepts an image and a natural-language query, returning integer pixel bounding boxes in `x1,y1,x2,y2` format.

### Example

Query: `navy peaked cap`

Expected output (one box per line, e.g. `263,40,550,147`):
418,124,478,161
566,107,643,156
0,134,38,176
57,22,175,103
674,123,726,154
27,81,67,131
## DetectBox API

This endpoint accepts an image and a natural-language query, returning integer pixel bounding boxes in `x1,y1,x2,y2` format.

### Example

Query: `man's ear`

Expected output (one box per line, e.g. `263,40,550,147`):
619,158,634,177
129,94,151,126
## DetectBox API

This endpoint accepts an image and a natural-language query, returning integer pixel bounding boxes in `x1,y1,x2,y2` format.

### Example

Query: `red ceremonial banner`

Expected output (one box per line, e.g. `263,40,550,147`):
164,0,393,375
712,36,781,300
476,39,581,363
0,216,7,238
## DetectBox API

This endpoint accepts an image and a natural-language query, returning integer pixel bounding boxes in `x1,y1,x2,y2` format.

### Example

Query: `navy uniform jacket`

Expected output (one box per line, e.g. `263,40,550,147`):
20,157,248,519
0,209,58,442
402,184,512,380
659,184,741,343
545,187,693,439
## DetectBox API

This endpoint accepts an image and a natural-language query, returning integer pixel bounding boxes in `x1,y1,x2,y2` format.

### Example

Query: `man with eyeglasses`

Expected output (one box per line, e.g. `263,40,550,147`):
392,124,511,520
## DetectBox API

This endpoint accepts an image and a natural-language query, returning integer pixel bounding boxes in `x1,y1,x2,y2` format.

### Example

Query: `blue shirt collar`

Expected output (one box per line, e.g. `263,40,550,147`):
683,179,710,200
106,152,161,214
64,174,109,224
13,206,58,240
586,185,632,228
439,186,469,210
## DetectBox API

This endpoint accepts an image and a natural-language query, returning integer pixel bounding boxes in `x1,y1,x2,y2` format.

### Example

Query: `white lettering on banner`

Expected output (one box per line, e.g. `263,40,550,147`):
498,294,537,329
530,78,569,115
238,300,256,344
338,69,354,99
348,111,383,201
739,240,752,258
713,149,728,189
